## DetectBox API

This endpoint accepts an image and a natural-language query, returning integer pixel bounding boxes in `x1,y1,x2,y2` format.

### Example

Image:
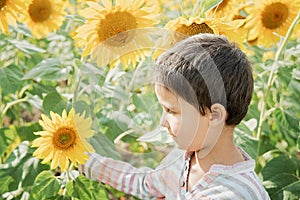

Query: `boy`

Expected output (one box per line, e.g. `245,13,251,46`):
80,34,270,199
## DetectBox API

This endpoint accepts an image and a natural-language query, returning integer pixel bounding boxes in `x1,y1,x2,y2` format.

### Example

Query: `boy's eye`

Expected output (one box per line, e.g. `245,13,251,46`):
166,108,175,114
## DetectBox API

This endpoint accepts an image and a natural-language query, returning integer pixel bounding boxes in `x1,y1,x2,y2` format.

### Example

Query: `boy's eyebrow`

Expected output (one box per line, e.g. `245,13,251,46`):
160,102,178,110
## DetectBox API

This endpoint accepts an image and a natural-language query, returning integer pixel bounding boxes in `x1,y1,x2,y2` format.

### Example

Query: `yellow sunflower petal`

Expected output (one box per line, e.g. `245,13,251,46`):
100,0,112,10
41,149,54,163
41,113,54,127
50,150,60,169
59,152,69,171
22,0,66,39
33,144,51,158
154,16,246,58
205,0,249,20
62,109,67,118
244,0,300,47
31,108,95,172
0,0,31,34
32,137,52,147
73,0,158,69
33,130,52,137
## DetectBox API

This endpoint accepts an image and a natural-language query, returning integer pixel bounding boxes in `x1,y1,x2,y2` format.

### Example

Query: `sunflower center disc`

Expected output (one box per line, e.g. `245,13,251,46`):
176,22,214,36
98,11,137,46
261,2,289,29
0,0,6,10
174,22,214,41
29,0,52,23
54,127,76,150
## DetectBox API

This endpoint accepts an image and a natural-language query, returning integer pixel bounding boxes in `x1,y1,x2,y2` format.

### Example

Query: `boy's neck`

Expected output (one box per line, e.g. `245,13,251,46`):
194,126,244,172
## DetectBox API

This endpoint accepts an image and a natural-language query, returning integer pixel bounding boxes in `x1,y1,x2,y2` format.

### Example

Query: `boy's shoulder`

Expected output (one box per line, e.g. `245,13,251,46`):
186,148,270,199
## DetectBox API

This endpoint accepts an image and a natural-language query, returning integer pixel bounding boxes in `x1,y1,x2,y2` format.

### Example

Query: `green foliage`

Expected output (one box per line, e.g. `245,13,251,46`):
262,155,300,199
234,25,300,199
0,128,18,157
0,65,23,95
66,175,109,199
199,0,223,15
42,92,67,115
0,142,49,199
23,58,68,81
297,136,300,151
29,171,61,200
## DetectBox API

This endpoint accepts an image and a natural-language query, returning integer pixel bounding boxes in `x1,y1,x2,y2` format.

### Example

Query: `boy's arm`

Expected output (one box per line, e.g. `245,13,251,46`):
79,153,165,199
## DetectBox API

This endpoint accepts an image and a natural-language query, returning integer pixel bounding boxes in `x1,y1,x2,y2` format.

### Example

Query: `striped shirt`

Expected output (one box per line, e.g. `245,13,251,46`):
79,147,270,200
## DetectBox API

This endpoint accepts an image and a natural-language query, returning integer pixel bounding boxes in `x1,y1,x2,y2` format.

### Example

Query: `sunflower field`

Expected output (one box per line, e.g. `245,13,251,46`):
0,0,300,199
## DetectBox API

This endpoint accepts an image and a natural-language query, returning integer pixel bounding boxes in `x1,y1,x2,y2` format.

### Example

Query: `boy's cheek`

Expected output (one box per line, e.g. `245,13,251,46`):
167,118,181,136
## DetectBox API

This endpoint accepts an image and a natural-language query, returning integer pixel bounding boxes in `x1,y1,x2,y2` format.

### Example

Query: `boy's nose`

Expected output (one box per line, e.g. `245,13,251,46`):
160,113,169,128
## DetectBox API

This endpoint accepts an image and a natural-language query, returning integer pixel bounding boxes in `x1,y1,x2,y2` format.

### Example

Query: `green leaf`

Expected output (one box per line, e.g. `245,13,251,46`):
89,134,120,160
289,79,300,98
29,82,57,98
234,129,258,159
262,155,300,199
48,195,72,200
293,69,300,80
297,136,300,151
262,155,299,181
23,58,69,81
0,176,14,194
16,123,41,142
102,85,129,101
96,111,125,141
0,128,18,156
42,91,67,115
66,175,108,199
29,171,60,200
0,142,49,194
132,92,158,113
7,39,46,54
281,182,300,200
200,0,223,14
0,65,23,95
264,173,300,199
71,101,91,117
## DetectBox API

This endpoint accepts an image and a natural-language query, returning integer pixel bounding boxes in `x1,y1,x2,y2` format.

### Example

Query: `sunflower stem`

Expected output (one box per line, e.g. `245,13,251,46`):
255,12,300,158
126,60,144,93
68,162,75,180
114,129,135,144
72,68,82,104
2,96,29,117
119,60,144,112
192,0,204,17
274,12,300,61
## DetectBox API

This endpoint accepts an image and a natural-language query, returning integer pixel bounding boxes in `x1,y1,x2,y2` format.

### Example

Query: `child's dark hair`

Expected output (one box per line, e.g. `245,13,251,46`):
154,33,253,125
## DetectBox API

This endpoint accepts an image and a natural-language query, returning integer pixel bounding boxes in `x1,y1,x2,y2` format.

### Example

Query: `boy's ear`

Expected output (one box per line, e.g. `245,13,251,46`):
209,103,227,126
198,103,226,158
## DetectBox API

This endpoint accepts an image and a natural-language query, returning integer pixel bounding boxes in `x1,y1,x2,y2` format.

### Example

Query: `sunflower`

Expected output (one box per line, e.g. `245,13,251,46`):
32,108,95,171
0,0,31,34
74,0,158,69
244,0,300,47
205,0,249,20
144,0,161,15
22,0,66,39
153,17,247,59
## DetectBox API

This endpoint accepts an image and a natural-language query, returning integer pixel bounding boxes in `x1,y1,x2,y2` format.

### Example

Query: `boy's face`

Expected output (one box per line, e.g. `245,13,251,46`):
155,85,210,151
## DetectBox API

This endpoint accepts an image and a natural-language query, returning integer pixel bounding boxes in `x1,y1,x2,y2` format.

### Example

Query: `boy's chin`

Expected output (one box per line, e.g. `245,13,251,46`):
173,142,197,151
